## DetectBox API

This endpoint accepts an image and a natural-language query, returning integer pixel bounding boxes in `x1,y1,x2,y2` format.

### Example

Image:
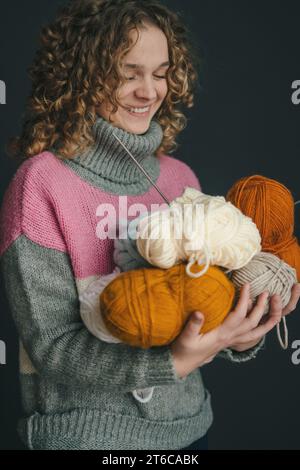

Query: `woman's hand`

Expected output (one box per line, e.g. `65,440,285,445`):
229,283,300,352
216,284,281,353
282,283,300,316
225,291,282,352
171,282,300,379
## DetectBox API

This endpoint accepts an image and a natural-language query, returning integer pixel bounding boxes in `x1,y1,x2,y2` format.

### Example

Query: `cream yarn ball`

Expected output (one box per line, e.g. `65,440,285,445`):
136,187,261,278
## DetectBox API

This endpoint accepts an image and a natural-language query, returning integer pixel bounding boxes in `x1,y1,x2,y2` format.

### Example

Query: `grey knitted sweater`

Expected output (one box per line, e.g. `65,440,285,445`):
0,115,265,450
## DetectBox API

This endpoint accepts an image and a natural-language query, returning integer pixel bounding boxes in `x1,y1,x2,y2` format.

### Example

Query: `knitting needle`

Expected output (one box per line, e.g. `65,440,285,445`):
112,132,171,206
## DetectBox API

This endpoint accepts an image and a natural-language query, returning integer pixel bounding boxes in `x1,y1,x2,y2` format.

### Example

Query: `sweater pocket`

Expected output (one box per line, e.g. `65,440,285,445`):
127,369,208,421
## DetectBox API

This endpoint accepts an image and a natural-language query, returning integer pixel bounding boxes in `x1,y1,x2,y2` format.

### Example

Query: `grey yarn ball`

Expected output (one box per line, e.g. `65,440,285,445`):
230,251,297,313
113,237,151,272
113,212,152,272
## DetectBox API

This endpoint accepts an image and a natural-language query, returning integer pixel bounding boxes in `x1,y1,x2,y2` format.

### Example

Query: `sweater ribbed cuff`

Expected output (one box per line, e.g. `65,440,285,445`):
217,335,266,363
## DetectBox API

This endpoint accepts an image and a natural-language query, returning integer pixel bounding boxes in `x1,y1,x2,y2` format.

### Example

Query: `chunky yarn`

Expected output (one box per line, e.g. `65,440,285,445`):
79,266,122,344
113,214,152,272
135,188,261,278
114,236,151,272
230,252,296,312
100,262,235,348
79,266,154,403
230,252,297,349
227,175,300,281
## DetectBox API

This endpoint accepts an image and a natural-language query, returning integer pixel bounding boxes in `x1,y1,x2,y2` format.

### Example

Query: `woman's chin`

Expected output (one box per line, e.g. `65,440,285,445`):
119,119,151,134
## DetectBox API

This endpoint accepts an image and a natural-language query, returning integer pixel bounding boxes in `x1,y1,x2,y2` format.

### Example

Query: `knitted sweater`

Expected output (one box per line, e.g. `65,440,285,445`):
0,114,265,450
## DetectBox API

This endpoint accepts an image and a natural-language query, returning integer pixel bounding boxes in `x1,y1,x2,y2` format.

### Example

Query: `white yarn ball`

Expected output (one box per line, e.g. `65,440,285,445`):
136,187,261,278
79,267,122,343
135,204,196,269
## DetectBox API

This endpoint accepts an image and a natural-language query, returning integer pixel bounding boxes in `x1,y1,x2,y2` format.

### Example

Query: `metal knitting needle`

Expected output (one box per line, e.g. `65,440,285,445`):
112,132,171,206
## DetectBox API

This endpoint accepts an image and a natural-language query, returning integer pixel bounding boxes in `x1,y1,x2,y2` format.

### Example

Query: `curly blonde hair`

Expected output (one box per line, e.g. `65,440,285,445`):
8,0,200,161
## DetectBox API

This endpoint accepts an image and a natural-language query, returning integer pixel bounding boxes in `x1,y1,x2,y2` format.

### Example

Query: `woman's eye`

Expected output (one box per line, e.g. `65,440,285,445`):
126,75,166,81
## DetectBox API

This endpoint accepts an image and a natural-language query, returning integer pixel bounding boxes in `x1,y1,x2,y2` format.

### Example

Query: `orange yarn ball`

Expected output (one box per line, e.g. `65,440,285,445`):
100,263,235,348
227,175,300,281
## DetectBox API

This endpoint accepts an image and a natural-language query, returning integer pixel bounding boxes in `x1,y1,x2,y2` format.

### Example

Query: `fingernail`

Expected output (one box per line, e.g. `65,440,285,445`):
195,312,203,322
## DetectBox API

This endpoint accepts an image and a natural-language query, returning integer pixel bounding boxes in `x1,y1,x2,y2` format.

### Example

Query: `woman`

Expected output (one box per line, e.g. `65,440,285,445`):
1,0,299,450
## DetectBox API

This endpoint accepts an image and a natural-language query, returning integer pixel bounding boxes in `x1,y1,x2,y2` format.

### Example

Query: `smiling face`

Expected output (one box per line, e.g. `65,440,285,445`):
97,23,170,134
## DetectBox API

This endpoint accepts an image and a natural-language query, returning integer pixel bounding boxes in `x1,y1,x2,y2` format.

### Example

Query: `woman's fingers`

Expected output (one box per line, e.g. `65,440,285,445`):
234,283,251,318
249,294,282,338
232,294,282,344
243,291,269,328
184,312,204,338
227,290,268,338
227,283,251,325
268,294,283,321
216,284,251,345
282,283,300,316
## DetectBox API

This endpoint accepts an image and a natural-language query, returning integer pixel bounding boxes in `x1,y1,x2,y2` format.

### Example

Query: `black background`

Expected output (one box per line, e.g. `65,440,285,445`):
0,0,300,450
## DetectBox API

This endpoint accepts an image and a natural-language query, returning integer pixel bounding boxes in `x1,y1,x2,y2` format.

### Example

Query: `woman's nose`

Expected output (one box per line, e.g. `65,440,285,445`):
135,77,157,101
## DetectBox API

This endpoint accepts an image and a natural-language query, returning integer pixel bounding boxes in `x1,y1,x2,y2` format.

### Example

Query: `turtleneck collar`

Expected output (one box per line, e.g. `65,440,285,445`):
60,114,164,195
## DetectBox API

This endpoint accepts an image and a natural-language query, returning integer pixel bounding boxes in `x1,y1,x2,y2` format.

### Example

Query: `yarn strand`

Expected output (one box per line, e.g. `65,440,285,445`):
276,316,289,350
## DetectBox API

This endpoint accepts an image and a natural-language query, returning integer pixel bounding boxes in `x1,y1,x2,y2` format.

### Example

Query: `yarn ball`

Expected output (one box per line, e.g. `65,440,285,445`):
227,175,300,281
113,213,152,272
79,267,155,404
99,262,235,348
79,266,122,343
136,188,261,277
230,251,297,314
174,186,203,204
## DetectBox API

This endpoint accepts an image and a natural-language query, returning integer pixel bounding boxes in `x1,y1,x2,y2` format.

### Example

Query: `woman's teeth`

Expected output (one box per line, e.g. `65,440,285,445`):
128,106,150,114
